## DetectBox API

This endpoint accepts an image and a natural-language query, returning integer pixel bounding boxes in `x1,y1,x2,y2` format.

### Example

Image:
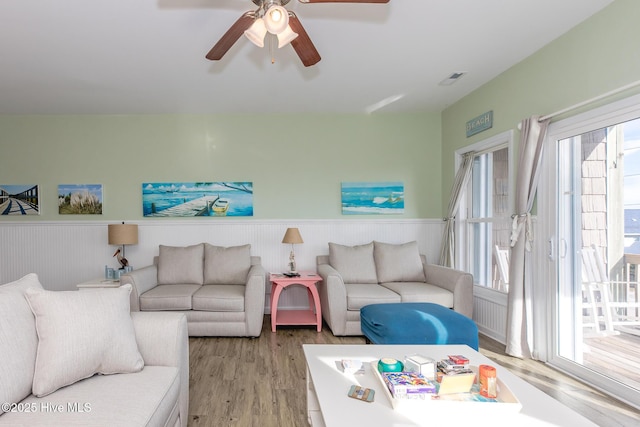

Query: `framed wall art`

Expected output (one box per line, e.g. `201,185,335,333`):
341,182,404,215
142,182,253,217
58,184,103,215
0,184,40,215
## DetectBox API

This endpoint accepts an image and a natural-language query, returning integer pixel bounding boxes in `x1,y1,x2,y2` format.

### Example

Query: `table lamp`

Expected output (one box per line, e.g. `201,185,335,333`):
108,222,138,269
282,227,303,275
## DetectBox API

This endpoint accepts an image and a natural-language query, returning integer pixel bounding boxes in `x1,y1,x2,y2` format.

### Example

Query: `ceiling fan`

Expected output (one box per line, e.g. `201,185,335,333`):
205,0,390,67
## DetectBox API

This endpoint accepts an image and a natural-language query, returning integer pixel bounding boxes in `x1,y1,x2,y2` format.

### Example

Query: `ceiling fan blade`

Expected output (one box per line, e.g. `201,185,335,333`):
298,0,389,3
288,14,321,67
205,12,255,61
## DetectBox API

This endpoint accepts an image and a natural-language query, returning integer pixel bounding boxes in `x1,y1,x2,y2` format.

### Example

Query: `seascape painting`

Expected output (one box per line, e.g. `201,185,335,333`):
143,182,253,217
341,182,404,215
58,184,103,215
0,184,40,215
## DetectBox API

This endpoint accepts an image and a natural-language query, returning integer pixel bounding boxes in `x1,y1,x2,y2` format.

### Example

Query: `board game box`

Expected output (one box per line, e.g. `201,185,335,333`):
382,372,437,397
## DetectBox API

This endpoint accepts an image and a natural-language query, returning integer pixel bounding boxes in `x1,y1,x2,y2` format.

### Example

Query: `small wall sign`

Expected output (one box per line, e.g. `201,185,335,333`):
466,111,493,137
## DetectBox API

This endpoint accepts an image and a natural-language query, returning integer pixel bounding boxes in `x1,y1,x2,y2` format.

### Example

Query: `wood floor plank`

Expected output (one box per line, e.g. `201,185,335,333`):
187,316,639,426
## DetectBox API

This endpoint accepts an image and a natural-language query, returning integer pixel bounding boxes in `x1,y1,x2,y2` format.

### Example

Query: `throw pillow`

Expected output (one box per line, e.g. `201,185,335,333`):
328,242,378,284
0,274,43,406
373,241,426,283
204,243,251,285
157,243,204,285
24,284,144,397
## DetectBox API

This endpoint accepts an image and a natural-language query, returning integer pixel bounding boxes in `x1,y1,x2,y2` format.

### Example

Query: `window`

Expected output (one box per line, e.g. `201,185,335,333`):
456,131,514,291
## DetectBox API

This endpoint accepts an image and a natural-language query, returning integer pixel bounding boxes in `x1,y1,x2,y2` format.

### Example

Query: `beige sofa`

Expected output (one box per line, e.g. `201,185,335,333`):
121,243,266,337
0,273,189,427
316,241,473,336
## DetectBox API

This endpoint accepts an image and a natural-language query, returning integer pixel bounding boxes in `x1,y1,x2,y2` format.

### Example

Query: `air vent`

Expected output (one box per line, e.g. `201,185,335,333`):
439,72,467,86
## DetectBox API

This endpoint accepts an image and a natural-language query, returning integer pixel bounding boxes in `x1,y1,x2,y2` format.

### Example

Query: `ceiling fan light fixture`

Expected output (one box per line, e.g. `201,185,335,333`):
277,25,298,48
244,18,267,47
264,5,289,34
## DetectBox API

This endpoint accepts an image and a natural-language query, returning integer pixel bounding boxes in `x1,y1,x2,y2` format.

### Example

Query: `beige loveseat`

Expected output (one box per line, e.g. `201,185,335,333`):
317,241,473,336
121,243,266,337
0,274,189,427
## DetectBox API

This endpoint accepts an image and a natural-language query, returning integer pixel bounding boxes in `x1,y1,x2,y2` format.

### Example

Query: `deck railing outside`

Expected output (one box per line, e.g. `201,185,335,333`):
619,253,640,320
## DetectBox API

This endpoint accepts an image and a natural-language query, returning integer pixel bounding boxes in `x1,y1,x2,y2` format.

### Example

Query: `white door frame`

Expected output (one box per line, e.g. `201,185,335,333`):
538,93,640,408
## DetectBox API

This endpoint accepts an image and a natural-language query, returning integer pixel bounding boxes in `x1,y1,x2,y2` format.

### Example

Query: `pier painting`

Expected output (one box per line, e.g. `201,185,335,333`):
0,184,40,215
341,182,404,215
143,182,253,217
58,184,103,215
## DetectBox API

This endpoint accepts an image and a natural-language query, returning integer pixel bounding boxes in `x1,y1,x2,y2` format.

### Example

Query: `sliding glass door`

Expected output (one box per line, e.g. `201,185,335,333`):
540,96,640,408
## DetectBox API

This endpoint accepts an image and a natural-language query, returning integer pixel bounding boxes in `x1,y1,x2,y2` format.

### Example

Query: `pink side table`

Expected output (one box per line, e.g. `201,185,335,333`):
270,272,322,332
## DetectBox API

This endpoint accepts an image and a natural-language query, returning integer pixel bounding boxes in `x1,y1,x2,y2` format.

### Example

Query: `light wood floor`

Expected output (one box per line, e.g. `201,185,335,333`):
188,316,640,427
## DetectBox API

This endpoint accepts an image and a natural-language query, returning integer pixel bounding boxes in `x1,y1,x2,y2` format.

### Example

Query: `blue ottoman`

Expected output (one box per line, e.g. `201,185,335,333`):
360,303,479,350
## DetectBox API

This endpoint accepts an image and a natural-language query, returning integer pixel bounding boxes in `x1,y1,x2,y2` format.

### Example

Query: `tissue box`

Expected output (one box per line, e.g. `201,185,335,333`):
404,355,436,380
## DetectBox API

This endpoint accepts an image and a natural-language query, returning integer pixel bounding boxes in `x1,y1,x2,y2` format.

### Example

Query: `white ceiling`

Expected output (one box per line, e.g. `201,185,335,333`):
0,0,614,115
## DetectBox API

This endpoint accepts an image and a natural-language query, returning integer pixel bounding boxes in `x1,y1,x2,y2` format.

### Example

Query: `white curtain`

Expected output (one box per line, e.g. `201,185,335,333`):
505,116,550,358
439,151,475,268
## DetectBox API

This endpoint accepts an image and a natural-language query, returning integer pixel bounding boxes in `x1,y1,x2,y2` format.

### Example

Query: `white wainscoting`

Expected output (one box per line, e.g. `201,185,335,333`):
0,219,445,312
473,285,508,343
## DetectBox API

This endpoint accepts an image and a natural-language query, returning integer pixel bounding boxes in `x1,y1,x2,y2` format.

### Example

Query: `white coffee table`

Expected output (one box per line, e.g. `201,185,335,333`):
303,344,599,427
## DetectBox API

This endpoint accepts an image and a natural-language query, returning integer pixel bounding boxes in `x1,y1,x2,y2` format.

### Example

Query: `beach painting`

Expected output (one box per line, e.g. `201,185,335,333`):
341,182,404,215
143,182,253,217
58,184,103,215
0,184,40,215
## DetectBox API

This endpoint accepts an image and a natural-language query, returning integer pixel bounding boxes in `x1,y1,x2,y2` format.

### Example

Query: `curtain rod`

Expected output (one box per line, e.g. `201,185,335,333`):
539,79,640,121
517,79,640,129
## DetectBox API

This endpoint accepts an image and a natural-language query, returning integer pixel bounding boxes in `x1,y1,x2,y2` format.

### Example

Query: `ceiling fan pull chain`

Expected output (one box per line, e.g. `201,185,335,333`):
269,33,276,64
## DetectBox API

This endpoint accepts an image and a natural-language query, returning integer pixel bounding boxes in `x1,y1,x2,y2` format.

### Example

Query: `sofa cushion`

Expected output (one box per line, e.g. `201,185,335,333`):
24,284,144,397
0,273,43,406
329,242,378,284
140,284,202,311
192,285,245,312
373,241,426,283
204,244,251,285
345,283,401,310
380,282,454,308
0,365,180,427
157,244,204,285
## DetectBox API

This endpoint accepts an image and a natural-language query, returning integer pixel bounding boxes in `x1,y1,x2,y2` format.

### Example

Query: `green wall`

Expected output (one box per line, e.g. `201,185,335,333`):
6,1,638,222
441,0,640,212
0,113,441,220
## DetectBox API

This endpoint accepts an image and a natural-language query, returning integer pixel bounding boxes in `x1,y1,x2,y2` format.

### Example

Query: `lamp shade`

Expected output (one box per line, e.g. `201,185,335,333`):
244,18,267,47
108,223,138,246
264,5,289,35
282,228,303,244
277,25,298,48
